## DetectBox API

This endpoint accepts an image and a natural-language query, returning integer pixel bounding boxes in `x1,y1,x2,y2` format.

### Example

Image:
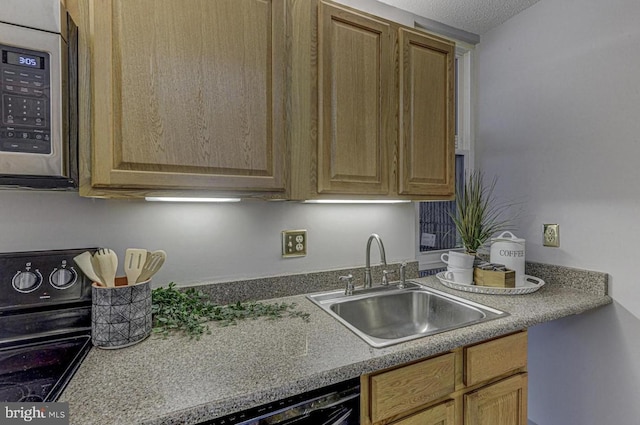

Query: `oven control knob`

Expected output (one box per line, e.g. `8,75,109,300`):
12,270,43,293
50,267,78,290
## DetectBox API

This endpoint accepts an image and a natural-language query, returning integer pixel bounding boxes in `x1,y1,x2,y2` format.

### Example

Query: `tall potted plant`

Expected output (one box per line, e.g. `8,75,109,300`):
449,171,514,255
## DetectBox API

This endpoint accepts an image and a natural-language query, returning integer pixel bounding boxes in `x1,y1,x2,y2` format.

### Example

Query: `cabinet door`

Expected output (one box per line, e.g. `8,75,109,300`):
398,28,454,197
464,373,528,425
394,400,455,425
465,331,527,387
88,0,285,192
317,1,395,195
369,353,455,423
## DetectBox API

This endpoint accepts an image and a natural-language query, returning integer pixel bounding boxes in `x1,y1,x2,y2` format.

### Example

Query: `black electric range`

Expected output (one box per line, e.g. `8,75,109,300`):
0,249,95,403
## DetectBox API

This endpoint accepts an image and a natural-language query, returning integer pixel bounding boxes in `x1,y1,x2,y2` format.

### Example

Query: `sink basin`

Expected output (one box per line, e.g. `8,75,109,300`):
307,282,507,348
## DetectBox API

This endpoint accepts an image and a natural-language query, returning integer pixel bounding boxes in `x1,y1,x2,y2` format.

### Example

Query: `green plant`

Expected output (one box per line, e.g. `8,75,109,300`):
151,283,310,340
448,171,514,254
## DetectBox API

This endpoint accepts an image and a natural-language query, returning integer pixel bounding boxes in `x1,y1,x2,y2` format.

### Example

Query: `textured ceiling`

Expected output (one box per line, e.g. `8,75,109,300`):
379,0,540,35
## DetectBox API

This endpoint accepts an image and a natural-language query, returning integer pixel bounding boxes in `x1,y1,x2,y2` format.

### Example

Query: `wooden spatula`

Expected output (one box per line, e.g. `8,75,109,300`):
137,250,166,283
124,248,147,285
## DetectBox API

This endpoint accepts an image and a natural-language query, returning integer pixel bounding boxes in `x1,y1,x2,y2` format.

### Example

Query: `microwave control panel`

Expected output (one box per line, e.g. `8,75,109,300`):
0,44,51,155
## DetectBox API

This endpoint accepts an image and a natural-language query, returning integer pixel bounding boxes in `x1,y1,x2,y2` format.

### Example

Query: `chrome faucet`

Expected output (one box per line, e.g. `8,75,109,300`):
364,233,388,288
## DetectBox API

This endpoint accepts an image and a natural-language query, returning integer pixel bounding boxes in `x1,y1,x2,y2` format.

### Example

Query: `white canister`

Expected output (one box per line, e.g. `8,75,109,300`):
490,231,526,283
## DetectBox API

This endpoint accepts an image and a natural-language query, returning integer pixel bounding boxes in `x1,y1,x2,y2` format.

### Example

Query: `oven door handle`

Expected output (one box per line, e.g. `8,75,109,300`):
322,407,353,425
307,403,357,425
275,403,355,425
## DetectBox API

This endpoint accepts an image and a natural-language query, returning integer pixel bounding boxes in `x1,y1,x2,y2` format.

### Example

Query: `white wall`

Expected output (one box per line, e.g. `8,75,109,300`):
0,191,416,286
477,0,640,423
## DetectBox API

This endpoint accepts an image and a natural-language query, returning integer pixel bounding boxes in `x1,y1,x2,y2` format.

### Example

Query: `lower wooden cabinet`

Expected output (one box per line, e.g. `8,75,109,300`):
361,331,528,425
369,353,455,423
464,373,528,425
464,331,528,387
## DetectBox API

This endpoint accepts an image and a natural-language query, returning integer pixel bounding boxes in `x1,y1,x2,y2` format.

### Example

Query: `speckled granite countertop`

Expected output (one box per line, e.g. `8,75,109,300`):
60,269,611,425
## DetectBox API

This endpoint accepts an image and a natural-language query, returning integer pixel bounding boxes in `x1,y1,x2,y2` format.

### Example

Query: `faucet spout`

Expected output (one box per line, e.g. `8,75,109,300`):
364,233,387,288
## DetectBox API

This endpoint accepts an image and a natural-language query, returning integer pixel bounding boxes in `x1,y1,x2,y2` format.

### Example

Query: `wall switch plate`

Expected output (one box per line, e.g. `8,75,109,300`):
543,224,560,247
282,230,307,257
421,233,436,247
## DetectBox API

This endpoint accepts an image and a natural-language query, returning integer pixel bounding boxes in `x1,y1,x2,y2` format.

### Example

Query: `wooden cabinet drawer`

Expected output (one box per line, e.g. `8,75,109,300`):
464,331,527,387
393,399,455,425
369,352,455,423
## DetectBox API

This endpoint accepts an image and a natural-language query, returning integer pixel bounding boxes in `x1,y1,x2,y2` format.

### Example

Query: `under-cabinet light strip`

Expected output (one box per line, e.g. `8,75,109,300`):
145,197,410,204
145,197,241,203
303,199,412,204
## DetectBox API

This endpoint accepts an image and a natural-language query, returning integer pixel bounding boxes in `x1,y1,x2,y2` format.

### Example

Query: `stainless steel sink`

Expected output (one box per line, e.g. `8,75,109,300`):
307,282,507,348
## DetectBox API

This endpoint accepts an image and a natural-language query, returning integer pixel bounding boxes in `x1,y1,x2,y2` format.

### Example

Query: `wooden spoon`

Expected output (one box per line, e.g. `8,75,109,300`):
73,251,103,285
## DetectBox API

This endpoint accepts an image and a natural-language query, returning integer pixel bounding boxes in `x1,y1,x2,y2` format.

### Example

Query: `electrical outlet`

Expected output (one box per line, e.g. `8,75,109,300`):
543,224,560,247
282,230,307,257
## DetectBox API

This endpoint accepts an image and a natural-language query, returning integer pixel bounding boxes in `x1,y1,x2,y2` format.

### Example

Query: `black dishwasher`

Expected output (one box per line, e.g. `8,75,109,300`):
200,378,359,425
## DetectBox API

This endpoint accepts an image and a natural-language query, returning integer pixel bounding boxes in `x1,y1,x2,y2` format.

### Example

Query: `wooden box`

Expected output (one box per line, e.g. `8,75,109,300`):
473,268,516,288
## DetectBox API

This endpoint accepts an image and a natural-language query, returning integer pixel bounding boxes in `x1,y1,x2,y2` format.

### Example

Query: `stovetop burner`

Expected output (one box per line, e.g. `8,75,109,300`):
0,335,92,402
0,249,95,403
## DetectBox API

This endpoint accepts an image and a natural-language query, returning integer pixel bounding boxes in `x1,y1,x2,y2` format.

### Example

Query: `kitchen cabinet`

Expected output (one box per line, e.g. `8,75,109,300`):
398,28,455,197
289,1,455,200
464,374,528,425
316,2,394,195
68,0,287,198
69,0,454,199
394,400,456,425
367,353,455,423
360,331,528,425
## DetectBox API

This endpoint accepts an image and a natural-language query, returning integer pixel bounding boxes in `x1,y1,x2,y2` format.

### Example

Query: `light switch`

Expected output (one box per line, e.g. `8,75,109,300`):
421,233,436,247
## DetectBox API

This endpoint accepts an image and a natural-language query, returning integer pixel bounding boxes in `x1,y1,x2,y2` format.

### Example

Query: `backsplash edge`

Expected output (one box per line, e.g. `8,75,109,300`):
176,262,420,304
168,261,607,304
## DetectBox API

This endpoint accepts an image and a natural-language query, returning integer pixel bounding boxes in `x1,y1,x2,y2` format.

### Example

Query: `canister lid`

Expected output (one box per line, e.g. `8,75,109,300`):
491,231,525,244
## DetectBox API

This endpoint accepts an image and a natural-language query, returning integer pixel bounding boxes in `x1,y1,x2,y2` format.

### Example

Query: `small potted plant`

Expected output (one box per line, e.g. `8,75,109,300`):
449,170,514,256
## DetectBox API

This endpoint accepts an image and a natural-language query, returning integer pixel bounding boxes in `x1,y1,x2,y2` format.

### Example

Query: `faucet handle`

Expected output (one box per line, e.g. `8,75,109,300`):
381,269,395,286
339,274,355,296
398,262,407,289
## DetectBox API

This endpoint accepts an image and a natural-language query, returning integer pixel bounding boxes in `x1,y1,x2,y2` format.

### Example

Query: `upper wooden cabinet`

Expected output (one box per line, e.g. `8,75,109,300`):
69,0,453,199
398,28,455,197
290,0,455,200
317,3,394,195
69,0,286,197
